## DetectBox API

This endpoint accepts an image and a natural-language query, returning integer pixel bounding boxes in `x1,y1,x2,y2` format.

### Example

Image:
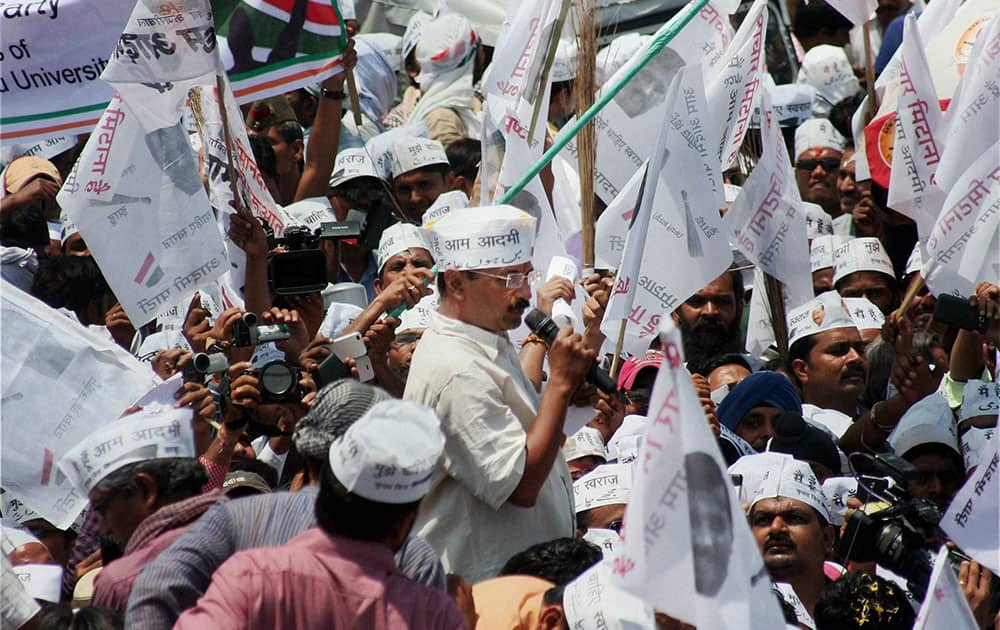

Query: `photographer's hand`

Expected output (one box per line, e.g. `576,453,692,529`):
174,381,217,455
228,201,273,316
973,282,1000,345
299,335,334,373
261,307,310,363
104,302,136,351
582,273,613,352
182,293,212,354
284,293,324,340
151,348,191,380
221,361,261,423
958,559,994,628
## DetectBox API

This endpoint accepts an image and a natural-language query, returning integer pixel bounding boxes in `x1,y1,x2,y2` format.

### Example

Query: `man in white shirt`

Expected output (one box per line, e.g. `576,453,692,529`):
405,205,594,582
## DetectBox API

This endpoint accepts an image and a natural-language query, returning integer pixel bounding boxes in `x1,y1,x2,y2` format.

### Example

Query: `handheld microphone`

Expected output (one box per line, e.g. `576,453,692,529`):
524,308,623,400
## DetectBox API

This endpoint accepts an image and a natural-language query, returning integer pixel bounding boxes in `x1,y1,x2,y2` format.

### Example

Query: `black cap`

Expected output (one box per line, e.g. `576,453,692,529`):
767,412,842,475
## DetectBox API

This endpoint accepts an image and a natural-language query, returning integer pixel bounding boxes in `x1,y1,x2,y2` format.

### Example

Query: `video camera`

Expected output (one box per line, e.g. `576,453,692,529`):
838,452,970,600
266,221,361,295
181,352,229,383
231,312,291,348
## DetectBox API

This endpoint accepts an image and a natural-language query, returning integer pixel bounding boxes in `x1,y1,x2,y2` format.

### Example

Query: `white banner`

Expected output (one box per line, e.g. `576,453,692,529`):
942,436,1000,574
825,0,876,25
913,546,980,629
923,143,1000,298
886,14,947,239
705,0,768,172
1,282,159,529
555,0,733,203
594,164,645,270
601,65,732,357
611,319,785,628
57,96,229,327
725,84,812,304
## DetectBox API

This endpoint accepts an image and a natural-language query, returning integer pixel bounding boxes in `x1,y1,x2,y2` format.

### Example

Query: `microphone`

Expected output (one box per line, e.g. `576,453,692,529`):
524,308,623,399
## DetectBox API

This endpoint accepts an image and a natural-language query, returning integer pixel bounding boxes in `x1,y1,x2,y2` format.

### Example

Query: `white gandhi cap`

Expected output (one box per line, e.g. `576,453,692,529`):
376,222,433,273
786,290,858,347
832,237,896,286
389,136,449,177
328,399,444,503
424,205,536,270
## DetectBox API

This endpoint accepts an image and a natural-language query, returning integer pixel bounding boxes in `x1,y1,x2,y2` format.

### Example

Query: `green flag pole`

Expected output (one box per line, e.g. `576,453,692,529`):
496,0,710,205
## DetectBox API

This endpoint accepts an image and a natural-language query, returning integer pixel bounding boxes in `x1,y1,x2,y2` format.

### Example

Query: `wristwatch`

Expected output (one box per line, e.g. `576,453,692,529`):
321,87,346,100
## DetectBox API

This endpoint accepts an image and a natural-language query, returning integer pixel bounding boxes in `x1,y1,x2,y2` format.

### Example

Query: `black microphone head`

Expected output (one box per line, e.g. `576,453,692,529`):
524,308,548,331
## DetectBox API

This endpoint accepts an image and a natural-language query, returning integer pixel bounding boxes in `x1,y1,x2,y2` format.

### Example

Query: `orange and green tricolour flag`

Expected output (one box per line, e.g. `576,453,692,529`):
0,0,347,147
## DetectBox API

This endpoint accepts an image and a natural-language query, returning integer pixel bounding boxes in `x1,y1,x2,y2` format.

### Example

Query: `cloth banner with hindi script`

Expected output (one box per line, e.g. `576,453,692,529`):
610,318,785,628
922,142,1000,298
1,282,159,529
912,546,980,629
725,84,812,304
942,435,1000,574
886,14,947,239
554,0,733,204
0,0,347,146
56,96,230,327
600,65,731,357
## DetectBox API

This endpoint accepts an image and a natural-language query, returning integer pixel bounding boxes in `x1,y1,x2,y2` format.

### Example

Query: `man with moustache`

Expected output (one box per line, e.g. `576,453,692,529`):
793,119,846,219
671,269,745,368
405,205,595,582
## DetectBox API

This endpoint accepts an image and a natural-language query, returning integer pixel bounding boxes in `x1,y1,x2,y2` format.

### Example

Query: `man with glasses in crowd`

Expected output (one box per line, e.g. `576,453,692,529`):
792,118,847,220
404,205,595,583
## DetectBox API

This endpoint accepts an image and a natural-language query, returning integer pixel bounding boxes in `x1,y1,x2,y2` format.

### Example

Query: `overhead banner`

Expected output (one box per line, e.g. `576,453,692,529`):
0,0,348,146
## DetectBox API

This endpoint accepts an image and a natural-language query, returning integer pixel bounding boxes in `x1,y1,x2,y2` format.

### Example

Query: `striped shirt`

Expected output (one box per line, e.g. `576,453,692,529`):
125,486,445,629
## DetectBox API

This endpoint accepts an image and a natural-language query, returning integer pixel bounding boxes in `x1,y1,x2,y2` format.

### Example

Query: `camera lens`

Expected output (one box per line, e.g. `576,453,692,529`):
260,362,295,397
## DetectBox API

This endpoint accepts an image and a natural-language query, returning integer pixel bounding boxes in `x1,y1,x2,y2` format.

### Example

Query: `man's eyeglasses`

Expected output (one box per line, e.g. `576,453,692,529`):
469,269,541,289
796,158,841,173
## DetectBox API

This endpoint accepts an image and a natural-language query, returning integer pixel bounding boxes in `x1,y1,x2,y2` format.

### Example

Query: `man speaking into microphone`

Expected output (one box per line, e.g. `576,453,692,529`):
404,205,595,582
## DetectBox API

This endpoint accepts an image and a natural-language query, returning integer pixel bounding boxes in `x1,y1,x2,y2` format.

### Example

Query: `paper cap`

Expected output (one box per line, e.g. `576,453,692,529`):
787,291,857,346
2,155,62,193
389,136,449,176
581,527,622,559
414,14,478,86
832,237,896,286
748,455,833,523
606,415,646,463
1,524,44,556
804,202,834,239
401,11,432,64
887,393,959,458
573,463,631,513
810,234,851,273
564,426,606,462
1,491,40,525
961,427,995,472
11,563,63,603
57,404,195,494
361,33,403,73
551,39,578,82
424,205,535,270
245,96,298,132
563,562,655,629
794,118,847,158
376,222,433,273
905,243,924,277
843,297,885,331
960,380,1000,421
396,290,438,332
800,45,861,117
421,190,469,226
328,399,444,503
283,197,336,232
328,148,384,189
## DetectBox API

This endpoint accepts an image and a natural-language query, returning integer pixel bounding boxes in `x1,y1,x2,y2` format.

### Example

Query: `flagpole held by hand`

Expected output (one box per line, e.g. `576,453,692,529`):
345,67,364,127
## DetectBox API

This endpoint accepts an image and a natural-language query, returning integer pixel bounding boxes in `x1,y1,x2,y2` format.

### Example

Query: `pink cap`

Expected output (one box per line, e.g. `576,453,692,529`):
616,351,665,391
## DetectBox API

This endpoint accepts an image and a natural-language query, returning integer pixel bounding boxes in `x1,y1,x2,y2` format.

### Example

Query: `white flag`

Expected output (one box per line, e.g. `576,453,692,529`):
57,96,229,327
725,84,812,305
706,0,768,171
1,282,159,529
923,142,1000,298
611,318,786,628
601,65,731,357
825,0,877,25
875,0,962,90
942,435,1000,574
935,11,1000,193
912,546,980,629
886,14,947,238
594,165,645,270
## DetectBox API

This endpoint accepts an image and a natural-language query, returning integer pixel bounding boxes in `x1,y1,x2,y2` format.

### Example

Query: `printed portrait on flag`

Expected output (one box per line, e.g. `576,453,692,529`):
617,47,685,119
686,450,734,596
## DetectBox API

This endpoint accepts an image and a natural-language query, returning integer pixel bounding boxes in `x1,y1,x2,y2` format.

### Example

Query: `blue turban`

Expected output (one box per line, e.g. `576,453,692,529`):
717,371,802,431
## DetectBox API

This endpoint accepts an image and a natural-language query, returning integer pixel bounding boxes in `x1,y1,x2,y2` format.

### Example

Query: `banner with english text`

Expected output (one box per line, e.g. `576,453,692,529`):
0,0,347,146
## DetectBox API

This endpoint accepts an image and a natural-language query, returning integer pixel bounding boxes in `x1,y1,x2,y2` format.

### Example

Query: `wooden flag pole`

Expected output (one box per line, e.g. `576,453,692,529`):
764,272,789,357
577,0,598,269
609,318,628,378
862,19,879,122
345,67,364,127
526,0,573,144
215,74,243,207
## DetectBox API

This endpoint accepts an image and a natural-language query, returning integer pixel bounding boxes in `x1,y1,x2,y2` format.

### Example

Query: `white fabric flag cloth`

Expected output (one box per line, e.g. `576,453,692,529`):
912,546,980,629
611,319,786,628
705,0,768,172
57,96,229,327
922,141,1000,298
483,0,562,126
601,65,732,357
886,14,947,239
725,84,813,305
555,0,732,204
876,0,962,90
825,0,876,25
942,435,1000,574
594,165,645,270
935,11,1000,193
1,282,159,529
